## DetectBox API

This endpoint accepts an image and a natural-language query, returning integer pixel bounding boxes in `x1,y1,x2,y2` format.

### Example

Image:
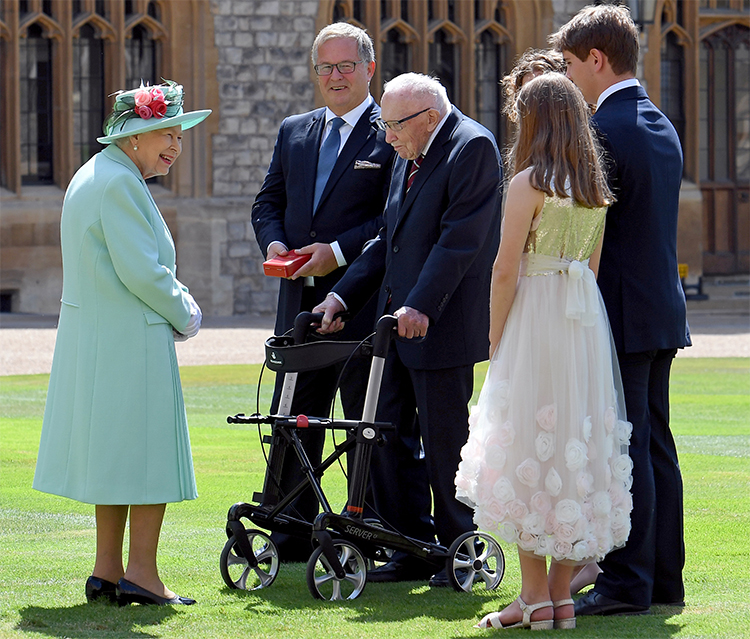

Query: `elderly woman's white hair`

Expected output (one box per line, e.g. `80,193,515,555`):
382,73,451,116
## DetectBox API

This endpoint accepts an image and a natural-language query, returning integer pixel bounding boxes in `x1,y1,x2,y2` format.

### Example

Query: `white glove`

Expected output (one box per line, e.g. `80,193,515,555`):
173,328,189,342
180,294,202,339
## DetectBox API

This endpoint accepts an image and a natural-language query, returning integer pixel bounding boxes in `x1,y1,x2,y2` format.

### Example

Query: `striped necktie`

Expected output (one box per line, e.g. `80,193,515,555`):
313,117,345,211
406,154,424,192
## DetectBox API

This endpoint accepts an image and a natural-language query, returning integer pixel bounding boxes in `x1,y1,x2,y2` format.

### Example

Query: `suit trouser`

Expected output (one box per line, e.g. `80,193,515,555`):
596,348,685,606
268,354,371,559
369,346,476,554
268,285,372,560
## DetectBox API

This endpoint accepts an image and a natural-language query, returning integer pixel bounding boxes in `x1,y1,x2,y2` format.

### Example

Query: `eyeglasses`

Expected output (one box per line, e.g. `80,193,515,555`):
375,108,431,132
314,60,363,76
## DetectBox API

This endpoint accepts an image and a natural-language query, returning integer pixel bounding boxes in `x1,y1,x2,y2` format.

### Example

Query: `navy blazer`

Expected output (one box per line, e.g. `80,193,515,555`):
594,86,691,354
252,102,395,337
333,107,503,370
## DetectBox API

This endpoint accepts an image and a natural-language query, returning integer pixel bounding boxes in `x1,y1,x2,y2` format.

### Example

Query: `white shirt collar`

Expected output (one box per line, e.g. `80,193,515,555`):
420,107,451,158
324,94,373,129
596,78,640,111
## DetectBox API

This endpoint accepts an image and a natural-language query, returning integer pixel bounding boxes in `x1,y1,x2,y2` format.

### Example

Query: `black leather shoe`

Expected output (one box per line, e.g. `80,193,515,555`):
85,576,119,603
116,578,196,606
428,568,483,588
575,590,650,616
428,569,452,588
367,560,436,583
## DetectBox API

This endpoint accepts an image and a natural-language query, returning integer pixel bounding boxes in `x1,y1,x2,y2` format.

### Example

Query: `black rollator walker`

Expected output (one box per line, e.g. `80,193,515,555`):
220,313,505,600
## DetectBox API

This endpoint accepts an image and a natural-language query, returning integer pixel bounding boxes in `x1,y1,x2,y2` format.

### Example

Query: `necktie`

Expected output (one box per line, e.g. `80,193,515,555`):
406,154,423,192
313,117,345,211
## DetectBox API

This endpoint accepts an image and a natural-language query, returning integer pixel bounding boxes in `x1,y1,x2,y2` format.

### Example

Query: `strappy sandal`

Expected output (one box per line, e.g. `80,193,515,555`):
553,598,576,629
476,596,554,630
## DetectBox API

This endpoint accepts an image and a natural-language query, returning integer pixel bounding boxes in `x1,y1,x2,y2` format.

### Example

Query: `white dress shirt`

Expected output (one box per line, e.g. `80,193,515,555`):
596,78,640,112
268,95,376,282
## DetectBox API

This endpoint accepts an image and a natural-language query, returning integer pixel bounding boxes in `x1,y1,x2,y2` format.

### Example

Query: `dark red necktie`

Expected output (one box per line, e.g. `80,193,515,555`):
406,155,423,192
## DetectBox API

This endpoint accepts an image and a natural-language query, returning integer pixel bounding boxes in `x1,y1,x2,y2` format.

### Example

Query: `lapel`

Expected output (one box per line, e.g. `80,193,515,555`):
315,102,379,214
103,144,146,183
303,109,327,216
391,107,460,238
101,145,175,255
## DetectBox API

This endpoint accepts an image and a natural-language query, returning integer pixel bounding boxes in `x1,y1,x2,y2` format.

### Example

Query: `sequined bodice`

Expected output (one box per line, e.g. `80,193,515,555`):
524,196,606,261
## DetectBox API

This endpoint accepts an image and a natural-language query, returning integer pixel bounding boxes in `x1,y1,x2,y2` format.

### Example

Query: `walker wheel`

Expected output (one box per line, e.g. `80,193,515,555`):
220,528,279,590
306,540,367,600
446,531,505,593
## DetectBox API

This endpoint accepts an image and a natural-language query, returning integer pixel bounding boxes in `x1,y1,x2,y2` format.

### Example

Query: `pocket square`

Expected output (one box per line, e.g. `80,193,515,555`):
354,160,382,169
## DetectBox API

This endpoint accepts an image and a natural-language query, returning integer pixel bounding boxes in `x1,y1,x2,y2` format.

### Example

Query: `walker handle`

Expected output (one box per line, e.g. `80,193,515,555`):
292,310,350,345
372,315,398,358
292,312,320,345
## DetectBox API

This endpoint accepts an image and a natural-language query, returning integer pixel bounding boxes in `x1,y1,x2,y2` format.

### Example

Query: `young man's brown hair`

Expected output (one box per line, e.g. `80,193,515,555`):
548,3,640,76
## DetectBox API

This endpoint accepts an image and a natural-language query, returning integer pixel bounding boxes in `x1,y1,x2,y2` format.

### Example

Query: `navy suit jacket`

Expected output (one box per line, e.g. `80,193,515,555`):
594,86,691,354
252,102,395,337
333,107,503,370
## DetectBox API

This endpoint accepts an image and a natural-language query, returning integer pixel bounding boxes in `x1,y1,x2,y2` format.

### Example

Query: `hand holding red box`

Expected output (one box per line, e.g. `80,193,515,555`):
262,250,312,278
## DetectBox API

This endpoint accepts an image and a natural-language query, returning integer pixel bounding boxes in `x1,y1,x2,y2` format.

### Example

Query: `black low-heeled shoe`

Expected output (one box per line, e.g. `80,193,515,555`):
85,576,119,604
116,578,196,606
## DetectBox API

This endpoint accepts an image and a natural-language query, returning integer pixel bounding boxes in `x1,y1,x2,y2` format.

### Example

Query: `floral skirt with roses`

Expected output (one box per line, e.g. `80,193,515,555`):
455,262,634,565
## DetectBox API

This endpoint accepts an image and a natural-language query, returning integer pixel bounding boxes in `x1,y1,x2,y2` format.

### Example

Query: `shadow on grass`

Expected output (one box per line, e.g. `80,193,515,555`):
16,601,179,638
219,583,686,638
221,579,491,620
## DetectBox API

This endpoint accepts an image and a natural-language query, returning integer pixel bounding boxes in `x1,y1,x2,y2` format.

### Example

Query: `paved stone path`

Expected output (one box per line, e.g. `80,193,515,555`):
1,311,748,376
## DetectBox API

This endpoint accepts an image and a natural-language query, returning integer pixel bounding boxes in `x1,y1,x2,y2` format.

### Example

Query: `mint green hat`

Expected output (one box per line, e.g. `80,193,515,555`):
97,79,211,144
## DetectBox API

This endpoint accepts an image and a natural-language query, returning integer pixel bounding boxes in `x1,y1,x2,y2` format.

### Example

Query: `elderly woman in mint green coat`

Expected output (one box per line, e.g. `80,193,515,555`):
33,81,210,606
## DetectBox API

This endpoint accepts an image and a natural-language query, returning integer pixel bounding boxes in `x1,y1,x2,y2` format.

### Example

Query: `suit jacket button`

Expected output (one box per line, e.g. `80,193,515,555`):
310,231,317,238
393,245,399,253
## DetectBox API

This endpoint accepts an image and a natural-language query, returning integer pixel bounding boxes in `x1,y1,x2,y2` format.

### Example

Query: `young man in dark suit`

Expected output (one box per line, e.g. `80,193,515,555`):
251,23,395,561
550,4,691,616
315,73,503,586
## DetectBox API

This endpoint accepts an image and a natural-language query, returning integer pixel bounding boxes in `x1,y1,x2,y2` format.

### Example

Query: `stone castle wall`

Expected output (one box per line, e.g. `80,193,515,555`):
199,0,320,315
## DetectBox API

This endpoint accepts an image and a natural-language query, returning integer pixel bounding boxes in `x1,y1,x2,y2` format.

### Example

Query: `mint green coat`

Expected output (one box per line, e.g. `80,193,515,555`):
33,145,198,505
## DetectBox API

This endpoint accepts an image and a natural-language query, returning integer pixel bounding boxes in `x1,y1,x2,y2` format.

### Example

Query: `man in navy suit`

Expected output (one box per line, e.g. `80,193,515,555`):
251,23,394,561
551,4,691,615
315,73,503,585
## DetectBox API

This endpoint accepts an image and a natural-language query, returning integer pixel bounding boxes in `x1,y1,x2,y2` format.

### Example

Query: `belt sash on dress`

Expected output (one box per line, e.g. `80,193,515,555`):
520,254,600,327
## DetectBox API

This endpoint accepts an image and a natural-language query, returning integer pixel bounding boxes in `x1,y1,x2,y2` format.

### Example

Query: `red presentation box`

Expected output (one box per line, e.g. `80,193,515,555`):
262,250,312,277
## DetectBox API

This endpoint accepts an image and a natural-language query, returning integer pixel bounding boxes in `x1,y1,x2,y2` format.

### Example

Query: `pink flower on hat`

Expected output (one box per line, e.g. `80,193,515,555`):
134,88,153,107
133,86,167,119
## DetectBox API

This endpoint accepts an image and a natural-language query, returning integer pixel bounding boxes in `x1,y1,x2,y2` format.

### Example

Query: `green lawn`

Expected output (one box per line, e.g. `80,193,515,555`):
1,358,748,638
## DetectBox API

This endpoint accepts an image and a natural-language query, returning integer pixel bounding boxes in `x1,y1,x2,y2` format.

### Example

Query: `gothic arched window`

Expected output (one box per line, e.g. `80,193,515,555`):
333,0,347,23
20,23,53,184
2,0,200,194
429,29,459,103
382,28,410,84
73,23,105,168
125,23,158,88
699,24,750,274
661,31,686,154
475,29,507,147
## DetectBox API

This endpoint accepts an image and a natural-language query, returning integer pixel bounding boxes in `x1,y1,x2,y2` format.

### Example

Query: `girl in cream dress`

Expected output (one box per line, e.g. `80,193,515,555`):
455,75,632,630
